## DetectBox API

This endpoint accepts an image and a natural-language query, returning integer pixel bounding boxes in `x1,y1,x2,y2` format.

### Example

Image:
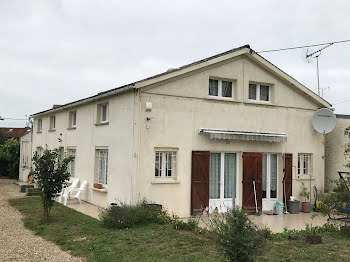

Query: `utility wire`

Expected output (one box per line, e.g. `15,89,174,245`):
256,39,350,54
333,99,350,105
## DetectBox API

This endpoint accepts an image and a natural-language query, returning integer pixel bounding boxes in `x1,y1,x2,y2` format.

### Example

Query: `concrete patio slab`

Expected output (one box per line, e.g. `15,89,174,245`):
59,199,102,220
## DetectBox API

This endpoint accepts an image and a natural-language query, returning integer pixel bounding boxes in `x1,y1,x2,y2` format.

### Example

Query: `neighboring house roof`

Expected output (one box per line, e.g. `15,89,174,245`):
336,114,350,119
0,127,31,140
31,45,331,117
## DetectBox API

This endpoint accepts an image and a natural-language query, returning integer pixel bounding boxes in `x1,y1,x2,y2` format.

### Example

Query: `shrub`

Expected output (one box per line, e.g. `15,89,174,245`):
100,200,167,229
0,138,20,178
321,179,350,219
209,208,266,262
172,217,198,231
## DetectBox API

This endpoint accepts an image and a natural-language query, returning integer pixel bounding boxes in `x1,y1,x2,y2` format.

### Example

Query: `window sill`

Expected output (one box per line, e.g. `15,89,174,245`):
95,122,109,126
151,179,180,184
205,96,238,103
90,187,108,193
48,129,56,132
36,131,42,134
67,127,76,130
246,100,274,106
296,176,315,180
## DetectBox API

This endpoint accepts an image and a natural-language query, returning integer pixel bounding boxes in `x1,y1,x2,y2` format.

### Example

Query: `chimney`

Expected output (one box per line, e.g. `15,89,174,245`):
52,104,61,109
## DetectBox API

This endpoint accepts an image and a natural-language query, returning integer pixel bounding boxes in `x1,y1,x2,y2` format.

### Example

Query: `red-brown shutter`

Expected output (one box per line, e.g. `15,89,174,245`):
242,152,262,212
191,151,210,215
283,154,293,204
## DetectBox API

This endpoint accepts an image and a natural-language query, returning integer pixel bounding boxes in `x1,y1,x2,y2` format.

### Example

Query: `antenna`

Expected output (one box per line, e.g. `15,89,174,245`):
305,43,333,96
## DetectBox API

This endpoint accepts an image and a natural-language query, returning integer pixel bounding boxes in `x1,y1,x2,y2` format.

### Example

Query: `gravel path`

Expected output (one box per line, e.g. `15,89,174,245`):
0,179,84,262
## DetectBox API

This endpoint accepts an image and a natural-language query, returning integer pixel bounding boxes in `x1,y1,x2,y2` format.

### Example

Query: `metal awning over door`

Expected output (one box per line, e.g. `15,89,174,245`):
199,128,287,143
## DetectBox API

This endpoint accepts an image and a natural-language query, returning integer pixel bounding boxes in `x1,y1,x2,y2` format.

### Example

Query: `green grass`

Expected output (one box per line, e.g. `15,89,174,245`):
9,197,225,262
9,197,350,262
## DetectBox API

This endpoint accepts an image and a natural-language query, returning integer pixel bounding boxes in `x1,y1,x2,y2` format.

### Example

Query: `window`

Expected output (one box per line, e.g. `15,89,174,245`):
68,111,77,128
209,79,233,98
298,153,313,177
96,149,108,185
37,119,42,132
36,147,43,157
249,83,270,102
97,103,109,124
67,149,76,177
155,151,177,179
49,116,56,131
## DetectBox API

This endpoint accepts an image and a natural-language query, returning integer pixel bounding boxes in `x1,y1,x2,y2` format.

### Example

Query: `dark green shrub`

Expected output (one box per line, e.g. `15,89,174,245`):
210,208,266,262
340,225,350,236
0,138,20,178
100,200,168,229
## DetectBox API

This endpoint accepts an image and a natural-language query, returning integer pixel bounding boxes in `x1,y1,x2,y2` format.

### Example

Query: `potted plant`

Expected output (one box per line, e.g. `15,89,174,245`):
93,183,103,189
299,182,311,213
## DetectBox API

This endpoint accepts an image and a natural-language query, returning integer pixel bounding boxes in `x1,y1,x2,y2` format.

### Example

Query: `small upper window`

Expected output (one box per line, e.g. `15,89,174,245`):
68,111,77,128
37,119,42,133
249,83,270,102
49,116,56,131
97,103,109,124
209,79,233,98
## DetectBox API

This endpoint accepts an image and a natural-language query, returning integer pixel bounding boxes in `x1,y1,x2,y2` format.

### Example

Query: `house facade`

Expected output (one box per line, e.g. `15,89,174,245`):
30,45,331,217
325,114,350,190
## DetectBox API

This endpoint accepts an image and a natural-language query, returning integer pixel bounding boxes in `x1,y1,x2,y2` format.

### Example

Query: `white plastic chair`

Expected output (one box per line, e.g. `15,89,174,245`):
57,178,79,203
63,180,87,206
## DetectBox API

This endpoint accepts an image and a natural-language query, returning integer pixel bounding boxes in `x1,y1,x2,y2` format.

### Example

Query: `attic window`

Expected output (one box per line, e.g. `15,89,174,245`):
209,79,233,98
249,83,270,102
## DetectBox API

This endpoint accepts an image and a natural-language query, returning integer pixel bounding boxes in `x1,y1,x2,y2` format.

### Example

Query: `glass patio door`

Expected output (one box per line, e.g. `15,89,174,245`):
209,153,237,213
262,153,278,211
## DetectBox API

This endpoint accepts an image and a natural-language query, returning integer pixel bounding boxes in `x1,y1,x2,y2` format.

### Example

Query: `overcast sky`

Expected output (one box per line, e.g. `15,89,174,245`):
1,0,350,127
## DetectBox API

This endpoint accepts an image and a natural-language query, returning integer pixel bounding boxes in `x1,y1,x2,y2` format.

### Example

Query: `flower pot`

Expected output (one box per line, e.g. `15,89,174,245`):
93,183,103,189
301,202,311,213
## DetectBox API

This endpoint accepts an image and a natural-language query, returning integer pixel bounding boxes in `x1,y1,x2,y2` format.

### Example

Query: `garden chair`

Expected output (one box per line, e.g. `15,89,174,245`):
57,178,79,203
63,180,87,206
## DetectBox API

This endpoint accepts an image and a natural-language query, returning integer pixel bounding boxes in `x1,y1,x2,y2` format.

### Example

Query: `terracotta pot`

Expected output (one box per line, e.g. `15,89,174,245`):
93,183,103,189
301,202,311,213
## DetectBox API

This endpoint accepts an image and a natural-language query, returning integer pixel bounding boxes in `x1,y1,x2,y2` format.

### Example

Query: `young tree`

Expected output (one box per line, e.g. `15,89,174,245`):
32,148,72,221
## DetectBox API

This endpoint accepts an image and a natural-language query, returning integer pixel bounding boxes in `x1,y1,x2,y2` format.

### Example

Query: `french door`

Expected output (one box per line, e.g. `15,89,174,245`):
262,153,278,211
209,153,237,213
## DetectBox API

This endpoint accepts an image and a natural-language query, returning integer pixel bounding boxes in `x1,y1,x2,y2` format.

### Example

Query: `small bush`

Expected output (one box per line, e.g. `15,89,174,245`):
210,208,266,262
173,217,198,231
340,225,350,237
100,200,168,229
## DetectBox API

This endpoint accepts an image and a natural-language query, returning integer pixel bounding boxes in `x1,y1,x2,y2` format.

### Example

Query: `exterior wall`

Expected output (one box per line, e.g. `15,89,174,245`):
19,132,32,182
135,56,325,217
325,116,350,190
32,91,135,208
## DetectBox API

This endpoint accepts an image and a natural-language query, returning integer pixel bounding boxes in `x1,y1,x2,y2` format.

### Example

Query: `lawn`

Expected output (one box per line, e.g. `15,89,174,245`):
9,197,225,262
9,197,350,262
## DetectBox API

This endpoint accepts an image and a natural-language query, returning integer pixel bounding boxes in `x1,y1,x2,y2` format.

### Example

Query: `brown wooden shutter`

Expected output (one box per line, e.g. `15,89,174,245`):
283,154,293,204
191,151,210,215
242,152,262,212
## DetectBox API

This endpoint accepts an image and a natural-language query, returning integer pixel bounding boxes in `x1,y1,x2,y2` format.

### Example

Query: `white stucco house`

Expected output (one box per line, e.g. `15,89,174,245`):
28,45,333,217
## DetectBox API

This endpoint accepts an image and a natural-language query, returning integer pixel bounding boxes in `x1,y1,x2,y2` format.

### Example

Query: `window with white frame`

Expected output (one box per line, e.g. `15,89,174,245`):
155,150,177,179
97,103,109,124
37,119,42,132
249,83,270,102
209,79,233,98
68,111,77,128
67,149,76,177
96,149,108,185
49,116,56,130
298,153,313,177
36,147,43,157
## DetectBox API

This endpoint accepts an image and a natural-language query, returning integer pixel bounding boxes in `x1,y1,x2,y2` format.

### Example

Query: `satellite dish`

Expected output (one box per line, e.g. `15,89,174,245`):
312,108,336,134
